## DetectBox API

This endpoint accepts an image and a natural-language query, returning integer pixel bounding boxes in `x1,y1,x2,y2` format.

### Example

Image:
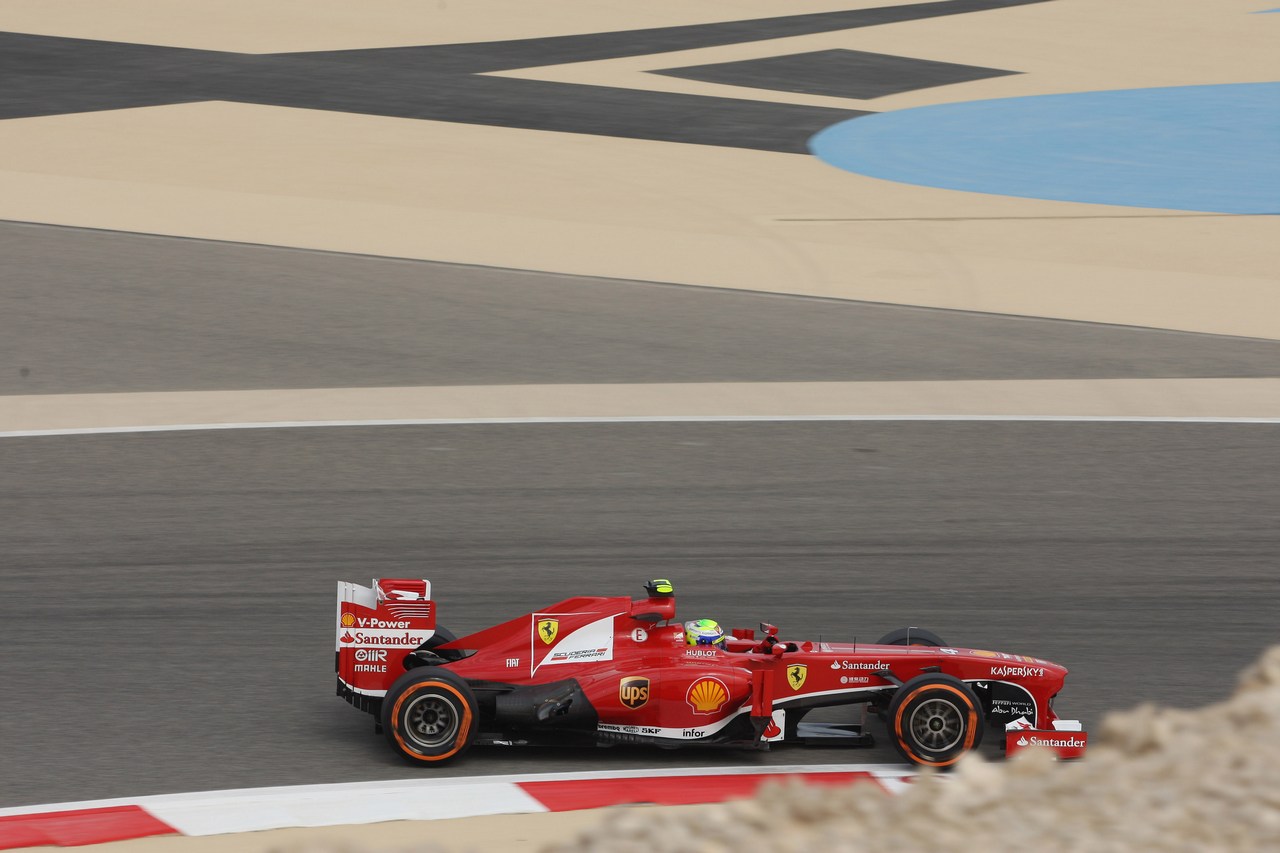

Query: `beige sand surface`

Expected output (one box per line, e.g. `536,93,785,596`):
4,379,1280,434
499,0,1280,110
0,1,1276,339
0,101,1275,339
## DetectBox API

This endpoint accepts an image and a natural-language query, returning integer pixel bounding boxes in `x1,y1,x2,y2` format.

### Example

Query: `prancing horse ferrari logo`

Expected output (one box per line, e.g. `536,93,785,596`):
537,618,559,645
787,664,808,691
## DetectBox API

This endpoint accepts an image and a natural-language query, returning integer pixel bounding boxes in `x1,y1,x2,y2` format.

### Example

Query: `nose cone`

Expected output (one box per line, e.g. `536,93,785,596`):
963,649,1068,689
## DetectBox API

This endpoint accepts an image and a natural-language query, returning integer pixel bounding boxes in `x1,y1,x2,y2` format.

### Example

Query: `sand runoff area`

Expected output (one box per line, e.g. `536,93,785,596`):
0,0,1277,432
0,0,1276,341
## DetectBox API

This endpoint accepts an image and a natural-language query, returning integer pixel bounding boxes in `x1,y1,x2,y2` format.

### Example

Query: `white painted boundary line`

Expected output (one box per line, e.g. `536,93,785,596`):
0,764,915,837
2,414,1279,439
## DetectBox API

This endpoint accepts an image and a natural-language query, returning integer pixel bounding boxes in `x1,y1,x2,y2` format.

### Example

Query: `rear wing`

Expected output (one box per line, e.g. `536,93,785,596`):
336,579,436,709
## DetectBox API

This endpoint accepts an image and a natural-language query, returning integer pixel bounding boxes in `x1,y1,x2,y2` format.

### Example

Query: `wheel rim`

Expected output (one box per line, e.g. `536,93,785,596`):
403,691,461,749
908,696,965,751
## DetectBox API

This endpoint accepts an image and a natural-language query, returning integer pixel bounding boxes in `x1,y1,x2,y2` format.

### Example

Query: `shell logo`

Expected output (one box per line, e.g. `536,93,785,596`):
340,612,356,628
686,677,729,715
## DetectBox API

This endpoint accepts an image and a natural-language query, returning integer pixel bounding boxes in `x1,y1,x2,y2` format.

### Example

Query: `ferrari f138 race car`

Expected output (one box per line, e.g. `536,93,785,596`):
337,579,1086,767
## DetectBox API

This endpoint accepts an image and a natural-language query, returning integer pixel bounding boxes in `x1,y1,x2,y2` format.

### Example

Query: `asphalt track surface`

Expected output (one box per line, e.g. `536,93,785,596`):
3,374,1280,806
3,0,1280,815
6,223,1280,397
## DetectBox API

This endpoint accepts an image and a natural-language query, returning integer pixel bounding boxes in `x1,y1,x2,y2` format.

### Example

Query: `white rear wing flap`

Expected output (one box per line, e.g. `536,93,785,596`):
336,579,435,701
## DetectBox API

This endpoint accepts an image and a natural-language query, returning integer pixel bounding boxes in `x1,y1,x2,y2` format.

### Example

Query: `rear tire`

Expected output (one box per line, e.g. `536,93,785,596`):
420,625,469,661
382,667,478,764
887,674,984,768
876,627,946,647
405,625,469,670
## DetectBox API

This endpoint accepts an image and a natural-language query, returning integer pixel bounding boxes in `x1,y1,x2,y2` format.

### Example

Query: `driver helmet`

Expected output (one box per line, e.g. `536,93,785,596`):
684,618,726,649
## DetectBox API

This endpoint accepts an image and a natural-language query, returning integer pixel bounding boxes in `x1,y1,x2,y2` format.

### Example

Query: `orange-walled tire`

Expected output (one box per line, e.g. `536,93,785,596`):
381,667,478,764
887,674,984,768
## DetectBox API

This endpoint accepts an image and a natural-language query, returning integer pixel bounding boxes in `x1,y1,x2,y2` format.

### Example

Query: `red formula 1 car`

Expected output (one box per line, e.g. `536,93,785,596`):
336,579,1086,767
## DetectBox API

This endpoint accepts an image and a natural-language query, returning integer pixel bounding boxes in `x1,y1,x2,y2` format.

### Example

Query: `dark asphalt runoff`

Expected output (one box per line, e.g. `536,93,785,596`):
5,222,1280,396
0,0,1052,151
2,422,1278,807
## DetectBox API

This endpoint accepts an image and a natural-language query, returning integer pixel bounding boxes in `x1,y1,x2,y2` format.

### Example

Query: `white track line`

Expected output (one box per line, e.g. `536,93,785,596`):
2,414,1279,439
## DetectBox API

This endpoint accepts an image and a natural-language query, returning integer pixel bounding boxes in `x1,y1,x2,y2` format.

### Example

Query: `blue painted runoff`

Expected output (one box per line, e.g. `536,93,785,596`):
809,82,1280,214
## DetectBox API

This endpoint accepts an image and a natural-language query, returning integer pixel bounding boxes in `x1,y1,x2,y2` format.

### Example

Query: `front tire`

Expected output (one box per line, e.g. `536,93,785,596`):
876,627,946,647
382,667,478,764
887,674,984,768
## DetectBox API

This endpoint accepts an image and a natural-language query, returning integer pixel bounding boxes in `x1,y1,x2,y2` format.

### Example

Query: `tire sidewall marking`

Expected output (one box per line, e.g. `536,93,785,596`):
892,682,978,767
390,680,473,762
